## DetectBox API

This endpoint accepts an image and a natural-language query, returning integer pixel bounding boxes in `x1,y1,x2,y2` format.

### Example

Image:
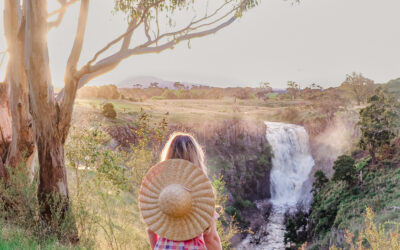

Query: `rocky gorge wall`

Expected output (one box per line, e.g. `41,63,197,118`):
167,119,274,234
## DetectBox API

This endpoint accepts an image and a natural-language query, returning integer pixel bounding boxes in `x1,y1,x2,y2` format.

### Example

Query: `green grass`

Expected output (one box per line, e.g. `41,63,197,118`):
0,226,75,250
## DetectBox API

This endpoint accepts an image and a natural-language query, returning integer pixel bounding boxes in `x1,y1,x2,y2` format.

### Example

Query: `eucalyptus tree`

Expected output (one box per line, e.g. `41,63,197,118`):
2,0,260,239
340,72,375,105
287,80,300,100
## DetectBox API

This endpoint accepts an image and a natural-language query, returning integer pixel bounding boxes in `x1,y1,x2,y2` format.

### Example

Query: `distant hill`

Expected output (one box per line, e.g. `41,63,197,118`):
117,76,207,90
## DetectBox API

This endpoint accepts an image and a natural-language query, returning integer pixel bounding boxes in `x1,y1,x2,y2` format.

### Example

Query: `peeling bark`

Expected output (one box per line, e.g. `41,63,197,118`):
3,0,35,179
0,83,12,177
24,0,77,241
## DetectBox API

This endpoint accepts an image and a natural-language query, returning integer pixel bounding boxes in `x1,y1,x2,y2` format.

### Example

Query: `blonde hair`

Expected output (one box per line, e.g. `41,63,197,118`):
160,132,207,175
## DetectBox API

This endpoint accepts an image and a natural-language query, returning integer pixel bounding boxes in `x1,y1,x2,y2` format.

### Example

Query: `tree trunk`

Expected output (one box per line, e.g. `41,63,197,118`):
370,147,377,164
0,83,12,177
24,0,77,241
36,134,78,242
3,0,35,180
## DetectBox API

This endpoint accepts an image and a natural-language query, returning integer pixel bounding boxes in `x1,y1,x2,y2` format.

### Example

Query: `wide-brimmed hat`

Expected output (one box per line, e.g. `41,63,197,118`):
139,159,215,241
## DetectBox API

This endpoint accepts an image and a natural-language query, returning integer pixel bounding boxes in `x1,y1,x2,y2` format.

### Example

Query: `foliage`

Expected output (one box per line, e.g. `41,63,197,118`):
340,72,375,105
64,110,169,249
286,81,300,100
212,175,241,250
358,87,399,163
102,103,117,119
305,163,400,249
330,207,400,250
123,109,168,192
355,156,371,172
307,181,348,241
384,78,400,99
113,0,260,23
312,170,329,194
0,163,81,247
284,208,308,247
256,82,273,100
332,155,357,185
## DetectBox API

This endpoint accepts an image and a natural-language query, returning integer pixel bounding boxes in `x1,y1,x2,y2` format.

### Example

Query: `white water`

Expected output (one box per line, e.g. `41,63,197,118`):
266,122,314,207
238,122,314,250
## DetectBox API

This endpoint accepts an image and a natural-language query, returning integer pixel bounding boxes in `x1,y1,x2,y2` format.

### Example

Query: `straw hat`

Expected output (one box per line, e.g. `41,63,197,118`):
139,159,215,241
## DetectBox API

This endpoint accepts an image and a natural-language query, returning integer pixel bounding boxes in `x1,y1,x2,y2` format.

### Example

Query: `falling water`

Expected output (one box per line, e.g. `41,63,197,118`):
267,122,315,207
238,122,314,249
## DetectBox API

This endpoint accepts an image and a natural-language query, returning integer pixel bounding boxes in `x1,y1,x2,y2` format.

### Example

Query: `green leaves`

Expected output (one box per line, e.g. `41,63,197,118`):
312,170,329,193
358,87,399,163
113,0,260,23
332,155,357,185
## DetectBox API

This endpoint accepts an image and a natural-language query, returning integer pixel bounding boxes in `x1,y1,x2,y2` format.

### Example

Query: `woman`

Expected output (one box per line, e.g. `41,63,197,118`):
146,132,222,250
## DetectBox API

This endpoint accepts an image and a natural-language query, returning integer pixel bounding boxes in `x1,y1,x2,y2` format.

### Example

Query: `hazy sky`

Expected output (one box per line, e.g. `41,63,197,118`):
0,0,399,89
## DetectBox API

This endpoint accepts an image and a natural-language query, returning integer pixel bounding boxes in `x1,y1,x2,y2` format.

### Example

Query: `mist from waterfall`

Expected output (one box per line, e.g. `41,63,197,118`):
265,121,314,208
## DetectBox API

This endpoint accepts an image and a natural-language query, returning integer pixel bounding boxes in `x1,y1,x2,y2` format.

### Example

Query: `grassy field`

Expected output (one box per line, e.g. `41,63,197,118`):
73,97,313,127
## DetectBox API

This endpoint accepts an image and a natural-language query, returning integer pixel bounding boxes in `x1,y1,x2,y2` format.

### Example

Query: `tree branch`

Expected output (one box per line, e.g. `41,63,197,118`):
139,2,239,50
58,0,239,95
48,0,79,17
131,17,236,56
48,0,80,29
65,0,89,83
77,16,236,85
85,18,137,67
58,0,89,135
83,0,163,67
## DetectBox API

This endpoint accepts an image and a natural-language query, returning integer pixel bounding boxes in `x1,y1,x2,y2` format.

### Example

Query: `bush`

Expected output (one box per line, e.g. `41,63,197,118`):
312,170,329,193
102,103,117,119
330,207,400,250
284,208,309,247
0,162,80,247
212,176,241,250
332,155,357,185
64,113,169,248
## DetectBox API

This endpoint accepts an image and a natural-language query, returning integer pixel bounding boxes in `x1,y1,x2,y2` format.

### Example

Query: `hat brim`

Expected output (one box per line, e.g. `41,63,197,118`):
139,159,215,241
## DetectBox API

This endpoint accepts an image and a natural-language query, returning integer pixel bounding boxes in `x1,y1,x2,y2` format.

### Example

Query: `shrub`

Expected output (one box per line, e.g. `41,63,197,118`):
211,175,241,250
312,170,329,193
330,207,400,250
0,162,80,247
284,208,308,247
102,103,117,119
332,155,357,185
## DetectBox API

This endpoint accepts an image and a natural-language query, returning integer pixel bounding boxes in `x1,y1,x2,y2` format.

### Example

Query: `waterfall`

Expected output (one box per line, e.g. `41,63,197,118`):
238,122,314,250
265,121,314,208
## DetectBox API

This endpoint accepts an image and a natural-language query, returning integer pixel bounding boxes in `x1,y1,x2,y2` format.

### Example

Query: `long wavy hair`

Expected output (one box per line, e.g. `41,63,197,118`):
160,132,207,175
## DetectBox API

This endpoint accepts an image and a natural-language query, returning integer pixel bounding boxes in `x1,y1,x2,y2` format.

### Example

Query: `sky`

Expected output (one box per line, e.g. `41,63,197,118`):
0,0,400,89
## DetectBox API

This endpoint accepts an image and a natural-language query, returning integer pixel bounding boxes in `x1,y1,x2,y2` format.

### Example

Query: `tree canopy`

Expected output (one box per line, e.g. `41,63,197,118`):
340,72,375,105
358,87,399,163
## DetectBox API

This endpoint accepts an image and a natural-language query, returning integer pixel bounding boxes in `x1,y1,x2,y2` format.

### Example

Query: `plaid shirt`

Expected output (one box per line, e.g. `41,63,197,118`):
154,235,207,250
154,212,219,250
